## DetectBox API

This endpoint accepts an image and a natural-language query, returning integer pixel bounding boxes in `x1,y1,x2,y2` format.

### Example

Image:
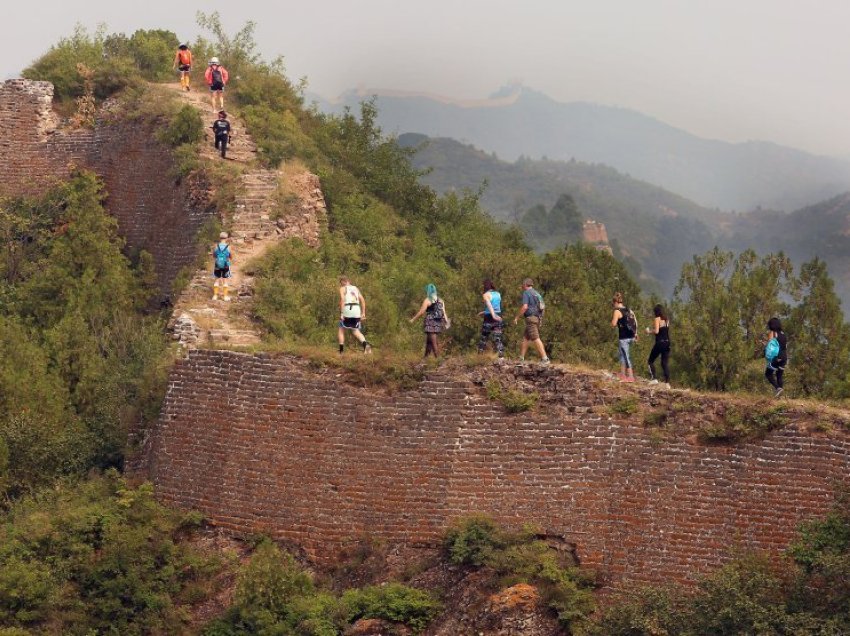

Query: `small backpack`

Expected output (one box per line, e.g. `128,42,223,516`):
178,50,192,65
214,243,230,269
429,299,444,321
765,337,780,362
621,307,638,337
211,67,224,84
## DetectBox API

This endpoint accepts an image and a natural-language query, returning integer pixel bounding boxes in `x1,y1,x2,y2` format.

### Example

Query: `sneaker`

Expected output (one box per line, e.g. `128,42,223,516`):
774,387,784,398
223,296,231,302
363,343,373,355
663,383,671,390
540,357,551,365
623,376,635,383
647,379,659,385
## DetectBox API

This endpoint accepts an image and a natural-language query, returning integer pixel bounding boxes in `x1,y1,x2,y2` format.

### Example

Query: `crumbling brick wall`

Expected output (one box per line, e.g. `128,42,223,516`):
139,350,850,587
0,79,214,298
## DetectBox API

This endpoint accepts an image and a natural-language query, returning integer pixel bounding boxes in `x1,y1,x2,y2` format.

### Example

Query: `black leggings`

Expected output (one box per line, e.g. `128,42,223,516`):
424,332,440,358
766,363,785,389
648,343,670,383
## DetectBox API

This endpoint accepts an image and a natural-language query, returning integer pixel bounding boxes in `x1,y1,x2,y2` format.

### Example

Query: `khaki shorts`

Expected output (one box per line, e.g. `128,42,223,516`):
524,315,540,341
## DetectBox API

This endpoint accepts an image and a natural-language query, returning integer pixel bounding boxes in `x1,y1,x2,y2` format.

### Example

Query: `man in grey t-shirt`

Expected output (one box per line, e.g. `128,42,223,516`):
513,278,550,364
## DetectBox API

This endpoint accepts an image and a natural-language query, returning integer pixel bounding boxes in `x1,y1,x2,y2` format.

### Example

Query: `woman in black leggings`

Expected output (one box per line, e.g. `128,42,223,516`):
645,304,671,387
764,317,788,397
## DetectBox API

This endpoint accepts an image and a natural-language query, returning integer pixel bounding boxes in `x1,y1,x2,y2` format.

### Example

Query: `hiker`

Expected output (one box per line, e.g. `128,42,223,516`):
764,317,788,397
173,43,193,91
204,57,229,111
211,111,231,159
212,232,233,302
409,283,449,358
477,279,504,358
611,292,637,382
338,276,372,354
645,304,671,387
513,278,550,364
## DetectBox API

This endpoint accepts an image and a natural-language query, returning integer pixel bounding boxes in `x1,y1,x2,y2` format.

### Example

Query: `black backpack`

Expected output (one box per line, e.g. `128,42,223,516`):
211,67,223,84
429,299,444,321
620,306,638,337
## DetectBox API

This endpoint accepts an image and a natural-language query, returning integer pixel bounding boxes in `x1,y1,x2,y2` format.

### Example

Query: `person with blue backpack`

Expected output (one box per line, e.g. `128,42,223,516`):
764,317,788,397
477,279,504,358
409,283,449,358
212,232,233,301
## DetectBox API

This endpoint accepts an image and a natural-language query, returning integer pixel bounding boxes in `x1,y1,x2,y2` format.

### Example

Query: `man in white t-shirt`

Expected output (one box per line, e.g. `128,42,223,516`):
338,275,372,354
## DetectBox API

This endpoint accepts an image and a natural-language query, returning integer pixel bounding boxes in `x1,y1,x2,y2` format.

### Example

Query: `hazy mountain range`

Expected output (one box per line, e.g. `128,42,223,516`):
317,85,850,212
402,134,850,307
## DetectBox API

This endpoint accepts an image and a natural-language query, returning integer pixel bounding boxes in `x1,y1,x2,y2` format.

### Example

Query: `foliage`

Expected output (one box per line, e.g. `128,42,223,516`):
0,174,170,496
609,395,640,416
444,516,595,629
486,381,539,413
342,583,442,633
205,540,438,635
520,193,584,251
583,491,850,634
0,473,221,634
158,104,204,148
23,25,178,104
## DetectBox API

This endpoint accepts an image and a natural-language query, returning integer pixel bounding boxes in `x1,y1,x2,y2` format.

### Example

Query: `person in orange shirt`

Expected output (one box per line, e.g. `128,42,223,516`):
204,57,229,111
173,44,193,92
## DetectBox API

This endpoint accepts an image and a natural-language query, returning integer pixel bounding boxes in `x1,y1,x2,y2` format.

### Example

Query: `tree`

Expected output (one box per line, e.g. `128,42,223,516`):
786,258,850,397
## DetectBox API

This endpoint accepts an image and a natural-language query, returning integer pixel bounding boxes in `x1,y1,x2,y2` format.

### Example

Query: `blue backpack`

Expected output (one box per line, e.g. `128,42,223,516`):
765,337,780,362
214,243,230,269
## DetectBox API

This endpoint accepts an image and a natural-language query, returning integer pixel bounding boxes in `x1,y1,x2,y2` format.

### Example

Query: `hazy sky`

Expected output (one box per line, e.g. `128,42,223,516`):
4,0,848,157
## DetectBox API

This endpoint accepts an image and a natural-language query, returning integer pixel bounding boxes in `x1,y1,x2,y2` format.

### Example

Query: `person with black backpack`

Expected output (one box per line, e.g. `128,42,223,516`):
204,57,229,111
409,283,449,358
611,292,638,382
211,111,231,159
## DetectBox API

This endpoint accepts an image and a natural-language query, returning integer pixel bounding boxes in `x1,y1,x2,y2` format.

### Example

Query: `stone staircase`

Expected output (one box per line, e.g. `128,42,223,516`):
164,83,326,348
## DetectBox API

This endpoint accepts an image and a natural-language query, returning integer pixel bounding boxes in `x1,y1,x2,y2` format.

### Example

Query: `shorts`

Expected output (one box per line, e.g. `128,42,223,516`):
339,317,362,330
178,64,191,72
524,315,540,341
210,81,225,92
213,267,230,279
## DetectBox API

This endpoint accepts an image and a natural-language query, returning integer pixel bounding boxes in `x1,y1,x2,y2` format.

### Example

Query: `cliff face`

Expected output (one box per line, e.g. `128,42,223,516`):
136,350,850,588
0,79,215,297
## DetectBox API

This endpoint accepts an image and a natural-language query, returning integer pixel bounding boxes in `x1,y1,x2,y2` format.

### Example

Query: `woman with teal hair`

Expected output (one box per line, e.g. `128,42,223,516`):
409,283,449,357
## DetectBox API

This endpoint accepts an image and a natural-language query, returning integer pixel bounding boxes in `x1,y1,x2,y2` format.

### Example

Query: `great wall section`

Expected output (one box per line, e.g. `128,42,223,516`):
3,78,850,591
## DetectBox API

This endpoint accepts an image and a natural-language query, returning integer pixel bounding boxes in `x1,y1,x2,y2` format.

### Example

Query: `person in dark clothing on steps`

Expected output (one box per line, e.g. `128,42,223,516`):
211,111,231,159
764,317,788,397
645,304,671,388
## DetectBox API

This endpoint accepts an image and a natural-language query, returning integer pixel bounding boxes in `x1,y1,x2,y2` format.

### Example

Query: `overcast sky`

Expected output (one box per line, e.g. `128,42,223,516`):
4,0,848,157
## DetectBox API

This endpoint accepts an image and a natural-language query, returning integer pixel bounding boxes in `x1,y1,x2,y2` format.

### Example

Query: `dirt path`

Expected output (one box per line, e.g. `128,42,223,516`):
164,82,326,348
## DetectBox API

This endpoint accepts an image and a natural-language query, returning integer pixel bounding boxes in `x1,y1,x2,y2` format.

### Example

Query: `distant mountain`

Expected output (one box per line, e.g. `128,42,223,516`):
401,133,721,292
724,193,850,304
322,86,850,212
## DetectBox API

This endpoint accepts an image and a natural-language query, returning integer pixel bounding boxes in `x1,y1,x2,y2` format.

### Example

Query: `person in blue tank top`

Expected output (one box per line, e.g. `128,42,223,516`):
477,279,505,358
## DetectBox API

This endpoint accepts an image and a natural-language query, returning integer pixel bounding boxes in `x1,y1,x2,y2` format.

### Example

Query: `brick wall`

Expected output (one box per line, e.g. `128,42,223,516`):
139,350,850,587
0,80,214,297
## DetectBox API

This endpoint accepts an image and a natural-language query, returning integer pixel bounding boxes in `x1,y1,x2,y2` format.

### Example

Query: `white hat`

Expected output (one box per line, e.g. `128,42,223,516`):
219,231,228,239
210,57,220,65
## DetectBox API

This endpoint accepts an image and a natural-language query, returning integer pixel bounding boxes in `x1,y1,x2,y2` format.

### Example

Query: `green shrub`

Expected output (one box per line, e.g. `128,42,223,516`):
609,395,639,416
444,515,506,566
342,583,441,633
159,104,204,148
486,381,539,413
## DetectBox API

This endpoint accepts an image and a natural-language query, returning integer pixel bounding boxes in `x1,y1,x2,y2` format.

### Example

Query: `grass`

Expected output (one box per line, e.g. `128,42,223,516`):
486,380,539,413
698,403,788,443
608,395,640,416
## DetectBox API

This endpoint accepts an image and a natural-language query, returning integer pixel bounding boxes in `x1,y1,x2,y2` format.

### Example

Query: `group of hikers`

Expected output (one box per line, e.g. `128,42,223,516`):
173,44,233,158
211,234,788,397
191,42,788,398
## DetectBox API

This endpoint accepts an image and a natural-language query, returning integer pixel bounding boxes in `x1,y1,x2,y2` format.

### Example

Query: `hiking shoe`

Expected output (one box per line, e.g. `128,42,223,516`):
663,383,671,390
647,379,659,385
622,376,635,383
774,387,784,398
540,357,551,365
363,343,373,355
